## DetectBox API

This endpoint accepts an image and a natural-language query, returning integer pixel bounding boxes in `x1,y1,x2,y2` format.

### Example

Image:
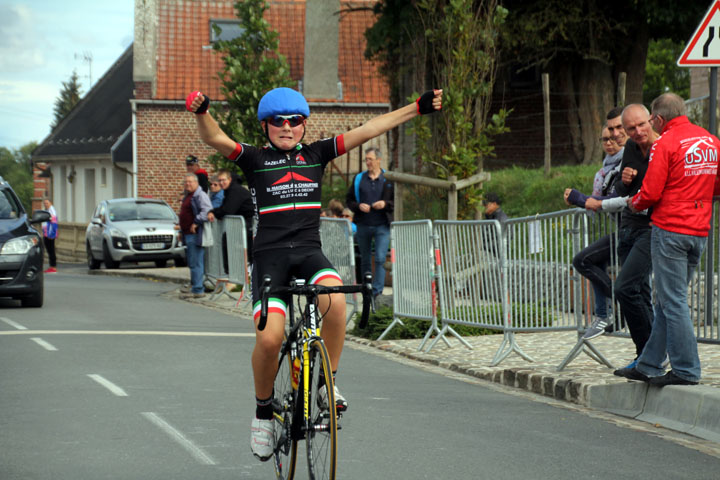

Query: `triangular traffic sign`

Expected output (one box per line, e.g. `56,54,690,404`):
678,1,720,66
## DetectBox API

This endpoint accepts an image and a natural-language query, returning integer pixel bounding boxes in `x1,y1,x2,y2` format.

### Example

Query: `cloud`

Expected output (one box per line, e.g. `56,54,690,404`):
0,4,46,72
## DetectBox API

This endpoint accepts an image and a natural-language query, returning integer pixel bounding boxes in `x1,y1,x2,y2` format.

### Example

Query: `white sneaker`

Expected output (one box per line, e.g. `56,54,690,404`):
318,384,348,413
251,417,275,461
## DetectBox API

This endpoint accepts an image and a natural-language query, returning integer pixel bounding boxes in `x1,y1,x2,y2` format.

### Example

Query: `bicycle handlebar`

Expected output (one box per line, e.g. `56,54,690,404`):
257,273,375,331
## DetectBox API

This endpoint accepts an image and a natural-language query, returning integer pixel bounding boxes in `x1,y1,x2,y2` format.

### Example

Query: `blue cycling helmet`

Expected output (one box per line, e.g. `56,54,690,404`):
257,87,310,121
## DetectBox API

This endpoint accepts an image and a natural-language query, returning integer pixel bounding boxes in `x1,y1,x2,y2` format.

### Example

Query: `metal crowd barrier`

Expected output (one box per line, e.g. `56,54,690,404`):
203,219,227,285
319,217,358,323
386,203,720,368
202,217,251,304
377,221,456,350
427,220,503,355
224,215,250,305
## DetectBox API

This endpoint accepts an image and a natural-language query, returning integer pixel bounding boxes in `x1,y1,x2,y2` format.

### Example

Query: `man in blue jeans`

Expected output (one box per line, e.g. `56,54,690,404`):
617,93,720,386
178,174,212,299
346,147,393,298
585,104,658,368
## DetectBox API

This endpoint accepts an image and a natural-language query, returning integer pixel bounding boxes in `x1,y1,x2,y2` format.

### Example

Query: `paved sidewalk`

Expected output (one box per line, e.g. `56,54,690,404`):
91,265,720,444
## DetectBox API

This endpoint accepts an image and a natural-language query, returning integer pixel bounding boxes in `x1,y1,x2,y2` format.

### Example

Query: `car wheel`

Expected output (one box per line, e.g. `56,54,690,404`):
87,242,101,270
174,257,187,267
154,259,167,268
21,279,44,308
103,241,120,269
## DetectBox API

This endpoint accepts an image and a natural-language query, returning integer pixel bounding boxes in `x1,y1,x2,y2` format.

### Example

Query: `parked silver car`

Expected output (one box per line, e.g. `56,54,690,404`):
85,198,185,269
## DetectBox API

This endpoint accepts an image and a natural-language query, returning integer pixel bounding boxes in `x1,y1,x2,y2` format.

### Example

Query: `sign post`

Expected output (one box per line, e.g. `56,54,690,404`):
678,0,720,135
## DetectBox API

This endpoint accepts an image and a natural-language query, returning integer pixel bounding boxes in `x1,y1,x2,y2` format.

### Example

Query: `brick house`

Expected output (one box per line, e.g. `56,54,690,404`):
31,47,134,221
133,0,389,212
33,0,389,222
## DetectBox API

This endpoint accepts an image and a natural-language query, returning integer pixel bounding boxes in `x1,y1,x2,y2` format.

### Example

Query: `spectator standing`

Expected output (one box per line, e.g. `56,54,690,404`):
328,198,344,218
586,104,658,369
483,192,508,222
178,174,212,298
42,198,58,274
186,155,210,193
208,168,255,265
346,147,394,298
209,175,225,208
616,93,720,386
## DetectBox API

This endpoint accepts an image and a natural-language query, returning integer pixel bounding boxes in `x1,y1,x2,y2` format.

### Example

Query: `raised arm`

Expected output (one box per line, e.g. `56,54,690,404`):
186,91,237,158
342,89,442,151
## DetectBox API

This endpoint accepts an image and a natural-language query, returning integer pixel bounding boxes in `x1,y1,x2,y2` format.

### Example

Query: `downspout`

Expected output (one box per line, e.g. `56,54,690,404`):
131,100,138,197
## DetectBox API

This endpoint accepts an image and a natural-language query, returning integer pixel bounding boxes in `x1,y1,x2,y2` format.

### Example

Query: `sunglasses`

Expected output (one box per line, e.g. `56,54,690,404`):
267,114,305,128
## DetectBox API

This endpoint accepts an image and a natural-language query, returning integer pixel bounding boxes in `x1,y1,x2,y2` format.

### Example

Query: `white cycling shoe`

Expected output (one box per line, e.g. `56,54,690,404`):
251,417,275,461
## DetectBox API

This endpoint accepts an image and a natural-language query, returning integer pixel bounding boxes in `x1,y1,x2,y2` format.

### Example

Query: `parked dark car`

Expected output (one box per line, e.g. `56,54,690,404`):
85,198,185,269
0,176,51,307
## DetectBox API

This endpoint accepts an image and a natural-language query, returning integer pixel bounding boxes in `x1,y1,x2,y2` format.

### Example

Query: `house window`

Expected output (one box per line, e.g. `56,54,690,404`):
210,19,244,43
100,167,107,187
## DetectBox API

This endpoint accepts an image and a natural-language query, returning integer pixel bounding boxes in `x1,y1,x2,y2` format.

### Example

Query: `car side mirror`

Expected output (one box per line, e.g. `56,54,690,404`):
92,217,103,226
30,210,51,224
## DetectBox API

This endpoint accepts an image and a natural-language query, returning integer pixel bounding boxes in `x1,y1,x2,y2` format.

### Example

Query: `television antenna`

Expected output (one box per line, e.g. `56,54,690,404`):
74,51,93,88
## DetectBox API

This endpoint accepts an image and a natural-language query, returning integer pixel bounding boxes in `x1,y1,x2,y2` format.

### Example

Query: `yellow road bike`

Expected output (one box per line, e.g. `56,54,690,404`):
257,274,373,480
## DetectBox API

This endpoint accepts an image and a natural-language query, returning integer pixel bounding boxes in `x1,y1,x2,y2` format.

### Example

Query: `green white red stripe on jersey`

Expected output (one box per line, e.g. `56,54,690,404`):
310,269,342,285
259,202,321,214
253,298,287,321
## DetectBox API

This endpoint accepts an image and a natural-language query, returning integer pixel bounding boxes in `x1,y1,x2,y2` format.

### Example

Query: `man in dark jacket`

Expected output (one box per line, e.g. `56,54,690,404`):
186,155,209,193
208,168,255,266
346,147,393,298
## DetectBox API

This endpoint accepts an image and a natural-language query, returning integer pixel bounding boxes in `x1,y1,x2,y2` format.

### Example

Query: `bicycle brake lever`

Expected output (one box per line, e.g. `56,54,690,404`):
258,275,272,331
359,272,373,329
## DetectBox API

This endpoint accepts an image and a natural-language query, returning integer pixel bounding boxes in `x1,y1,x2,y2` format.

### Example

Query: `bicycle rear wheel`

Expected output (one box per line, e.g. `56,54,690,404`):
306,338,337,480
273,342,298,479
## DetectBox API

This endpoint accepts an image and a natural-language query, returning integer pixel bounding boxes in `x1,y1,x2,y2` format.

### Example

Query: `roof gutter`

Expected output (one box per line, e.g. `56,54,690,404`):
129,99,390,109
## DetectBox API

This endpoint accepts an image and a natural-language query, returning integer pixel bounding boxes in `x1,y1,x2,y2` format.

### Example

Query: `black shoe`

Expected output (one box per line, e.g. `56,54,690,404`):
649,371,698,387
613,366,649,382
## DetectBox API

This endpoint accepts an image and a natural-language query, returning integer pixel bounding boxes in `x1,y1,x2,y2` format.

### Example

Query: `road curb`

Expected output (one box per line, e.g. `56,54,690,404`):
347,335,720,444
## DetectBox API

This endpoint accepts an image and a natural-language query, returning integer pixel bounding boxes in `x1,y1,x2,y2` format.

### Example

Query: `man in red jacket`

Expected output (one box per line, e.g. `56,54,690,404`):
615,93,720,386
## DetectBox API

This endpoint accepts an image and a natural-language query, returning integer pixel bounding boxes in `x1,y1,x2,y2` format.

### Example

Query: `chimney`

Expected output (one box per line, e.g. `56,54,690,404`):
302,0,340,100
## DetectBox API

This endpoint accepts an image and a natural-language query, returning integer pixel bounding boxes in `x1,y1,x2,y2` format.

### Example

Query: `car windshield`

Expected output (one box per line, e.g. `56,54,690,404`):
0,190,21,219
108,201,175,222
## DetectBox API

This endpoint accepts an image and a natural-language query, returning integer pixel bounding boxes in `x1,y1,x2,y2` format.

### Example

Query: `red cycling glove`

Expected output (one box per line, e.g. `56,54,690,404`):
186,91,209,114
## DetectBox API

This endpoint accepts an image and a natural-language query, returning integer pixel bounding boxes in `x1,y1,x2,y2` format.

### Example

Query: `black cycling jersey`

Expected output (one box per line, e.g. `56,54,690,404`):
227,135,346,253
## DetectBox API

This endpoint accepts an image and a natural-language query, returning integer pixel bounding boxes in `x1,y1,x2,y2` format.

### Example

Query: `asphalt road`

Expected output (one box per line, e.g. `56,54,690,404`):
1,267,719,479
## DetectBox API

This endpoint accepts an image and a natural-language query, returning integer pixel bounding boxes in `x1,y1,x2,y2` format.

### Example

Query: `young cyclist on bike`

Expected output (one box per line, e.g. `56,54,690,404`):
186,86,442,461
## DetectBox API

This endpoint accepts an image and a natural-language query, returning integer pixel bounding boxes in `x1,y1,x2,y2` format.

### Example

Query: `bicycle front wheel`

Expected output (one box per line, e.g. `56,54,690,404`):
273,342,298,480
306,338,338,480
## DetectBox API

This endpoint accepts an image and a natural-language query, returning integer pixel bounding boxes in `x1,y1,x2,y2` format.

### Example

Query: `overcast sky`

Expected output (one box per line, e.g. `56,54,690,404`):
0,1,134,151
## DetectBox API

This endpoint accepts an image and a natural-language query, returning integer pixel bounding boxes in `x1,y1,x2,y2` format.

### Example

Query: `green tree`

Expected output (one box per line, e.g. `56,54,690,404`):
210,0,295,172
0,142,37,212
52,70,82,129
644,38,690,104
366,0,510,219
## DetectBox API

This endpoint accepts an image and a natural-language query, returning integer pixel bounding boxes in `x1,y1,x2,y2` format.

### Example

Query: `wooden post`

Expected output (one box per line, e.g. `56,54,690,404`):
448,175,457,220
542,73,551,177
617,72,626,107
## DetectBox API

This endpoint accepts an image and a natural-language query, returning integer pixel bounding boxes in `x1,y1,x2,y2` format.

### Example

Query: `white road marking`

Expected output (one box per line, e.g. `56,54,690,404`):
0,317,27,330
30,337,58,351
0,330,254,337
141,412,217,465
87,374,129,397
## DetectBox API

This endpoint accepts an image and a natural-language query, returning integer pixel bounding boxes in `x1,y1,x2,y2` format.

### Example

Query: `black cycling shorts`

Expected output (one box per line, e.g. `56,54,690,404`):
251,246,342,321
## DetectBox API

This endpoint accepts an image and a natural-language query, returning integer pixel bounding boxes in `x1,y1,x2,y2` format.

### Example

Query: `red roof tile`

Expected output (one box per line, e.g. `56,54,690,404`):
154,0,388,104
